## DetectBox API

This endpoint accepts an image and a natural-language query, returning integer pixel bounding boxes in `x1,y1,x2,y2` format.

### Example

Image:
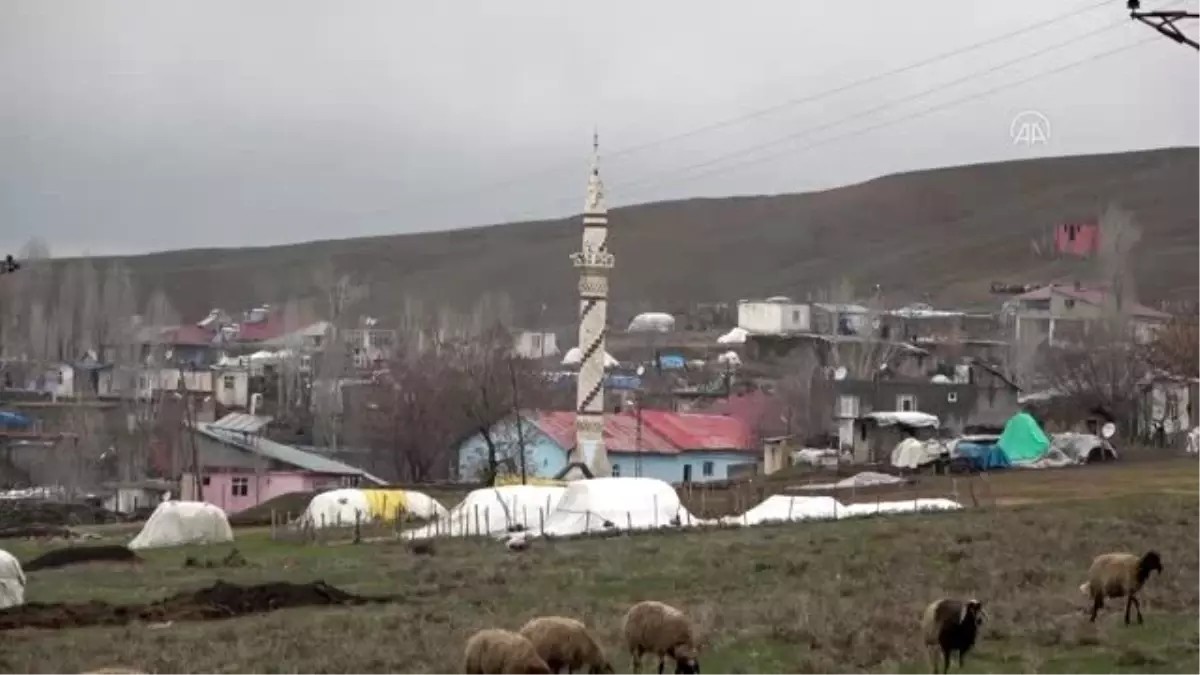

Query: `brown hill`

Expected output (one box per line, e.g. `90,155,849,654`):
71,146,1200,327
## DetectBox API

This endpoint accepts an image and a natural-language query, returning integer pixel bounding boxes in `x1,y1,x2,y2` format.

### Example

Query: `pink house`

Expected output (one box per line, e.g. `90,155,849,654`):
1054,221,1099,257
179,413,384,514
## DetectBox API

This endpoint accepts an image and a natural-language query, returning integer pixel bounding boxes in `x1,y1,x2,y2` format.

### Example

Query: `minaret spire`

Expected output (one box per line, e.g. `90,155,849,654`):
568,131,615,479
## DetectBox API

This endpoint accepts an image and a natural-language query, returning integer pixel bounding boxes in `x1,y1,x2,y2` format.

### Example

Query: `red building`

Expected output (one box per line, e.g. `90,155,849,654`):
1054,221,1099,257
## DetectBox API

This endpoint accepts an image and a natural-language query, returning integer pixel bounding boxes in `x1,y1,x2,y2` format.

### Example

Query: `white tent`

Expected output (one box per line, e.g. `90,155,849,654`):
128,501,234,550
722,495,844,526
0,549,25,610
541,477,699,537
716,327,749,344
841,498,962,518
627,313,675,333
299,488,448,529
407,485,567,539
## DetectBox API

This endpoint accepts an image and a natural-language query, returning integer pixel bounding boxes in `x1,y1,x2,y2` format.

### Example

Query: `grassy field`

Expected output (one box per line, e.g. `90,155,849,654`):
1,469,1197,673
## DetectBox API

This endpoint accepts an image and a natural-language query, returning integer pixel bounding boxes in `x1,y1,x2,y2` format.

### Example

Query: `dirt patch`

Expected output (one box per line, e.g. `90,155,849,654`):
0,580,392,631
24,545,142,573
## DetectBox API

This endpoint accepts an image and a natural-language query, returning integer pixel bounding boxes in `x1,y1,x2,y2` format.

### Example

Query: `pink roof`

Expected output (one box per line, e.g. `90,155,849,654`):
528,410,755,456
1017,284,1169,319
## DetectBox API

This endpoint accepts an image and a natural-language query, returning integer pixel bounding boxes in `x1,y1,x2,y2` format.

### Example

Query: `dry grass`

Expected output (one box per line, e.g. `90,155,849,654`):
1,486,1197,673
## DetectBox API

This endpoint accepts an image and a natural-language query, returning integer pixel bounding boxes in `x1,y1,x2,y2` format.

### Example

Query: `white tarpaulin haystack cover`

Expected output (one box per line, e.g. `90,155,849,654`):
796,471,904,491
299,488,448,529
891,438,948,469
842,498,962,518
0,549,25,609
541,477,699,537
129,501,234,550
407,485,567,539
722,495,844,526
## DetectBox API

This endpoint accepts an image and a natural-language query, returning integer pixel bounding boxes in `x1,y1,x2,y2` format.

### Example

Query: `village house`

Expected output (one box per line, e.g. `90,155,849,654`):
1009,283,1170,345
179,412,384,514
456,410,756,485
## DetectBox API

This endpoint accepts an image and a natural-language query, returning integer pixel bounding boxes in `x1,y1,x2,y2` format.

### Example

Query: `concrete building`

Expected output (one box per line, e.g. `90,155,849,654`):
737,298,811,334
1010,284,1170,345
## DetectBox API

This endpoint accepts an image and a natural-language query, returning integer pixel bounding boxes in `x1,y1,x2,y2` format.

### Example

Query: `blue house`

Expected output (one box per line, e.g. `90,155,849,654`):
456,410,757,484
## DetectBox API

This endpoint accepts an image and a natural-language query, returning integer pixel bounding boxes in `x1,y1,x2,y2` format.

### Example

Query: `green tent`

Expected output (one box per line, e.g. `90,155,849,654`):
997,412,1050,463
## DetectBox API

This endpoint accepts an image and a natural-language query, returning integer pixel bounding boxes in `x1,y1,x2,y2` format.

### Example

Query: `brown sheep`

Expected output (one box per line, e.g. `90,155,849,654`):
518,615,614,674
463,628,553,674
621,600,700,674
1080,550,1163,624
921,598,987,674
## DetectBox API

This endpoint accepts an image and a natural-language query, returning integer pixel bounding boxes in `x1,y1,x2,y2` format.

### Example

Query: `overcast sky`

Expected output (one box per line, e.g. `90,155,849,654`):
2,0,1196,257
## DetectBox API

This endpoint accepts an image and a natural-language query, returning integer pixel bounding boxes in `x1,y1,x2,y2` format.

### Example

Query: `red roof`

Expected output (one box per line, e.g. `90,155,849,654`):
528,410,755,456
1017,284,1169,319
235,312,289,342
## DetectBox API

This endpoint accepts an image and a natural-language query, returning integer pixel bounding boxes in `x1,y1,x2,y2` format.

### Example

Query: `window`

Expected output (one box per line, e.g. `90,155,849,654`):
201,476,211,487
838,395,859,418
339,475,361,488
231,476,249,497
1064,299,1076,309
897,394,917,412
1067,225,1077,242
530,333,542,349
792,309,801,322
223,375,236,390
702,461,714,478
137,375,150,390
947,391,959,403
611,463,621,477
682,464,693,483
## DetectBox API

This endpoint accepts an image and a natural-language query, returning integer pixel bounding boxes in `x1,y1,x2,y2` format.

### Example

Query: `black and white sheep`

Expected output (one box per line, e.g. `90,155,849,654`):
518,615,615,674
920,597,987,674
1080,550,1163,625
621,600,700,674
463,628,554,674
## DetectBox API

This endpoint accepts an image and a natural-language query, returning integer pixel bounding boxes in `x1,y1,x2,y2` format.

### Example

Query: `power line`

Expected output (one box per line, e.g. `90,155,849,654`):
1127,0,1199,49
364,0,1111,214
609,16,1151,200
507,14,1163,221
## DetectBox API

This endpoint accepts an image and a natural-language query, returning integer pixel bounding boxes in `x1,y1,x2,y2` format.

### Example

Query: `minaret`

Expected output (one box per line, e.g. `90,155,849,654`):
568,131,614,478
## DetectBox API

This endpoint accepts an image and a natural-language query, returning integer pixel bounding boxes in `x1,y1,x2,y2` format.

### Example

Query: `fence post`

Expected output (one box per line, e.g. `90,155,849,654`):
585,512,591,533
354,509,362,544
626,511,633,532
474,504,481,537
653,495,658,527
539,508,545,536
787,498,794,522
485,507,491,536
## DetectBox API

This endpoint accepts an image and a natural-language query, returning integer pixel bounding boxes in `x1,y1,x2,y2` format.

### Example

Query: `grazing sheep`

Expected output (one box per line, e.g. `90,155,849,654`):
921,597,987,674
518,615,614,674
1080,550,1163,625
463,628,553,674
621,600,700,674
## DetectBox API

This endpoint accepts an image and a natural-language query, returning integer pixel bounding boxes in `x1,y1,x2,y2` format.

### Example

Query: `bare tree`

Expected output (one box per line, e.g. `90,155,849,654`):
776,349,834,444
1093,203,1142,314
1143,316,1199,377
1039,319,1149,438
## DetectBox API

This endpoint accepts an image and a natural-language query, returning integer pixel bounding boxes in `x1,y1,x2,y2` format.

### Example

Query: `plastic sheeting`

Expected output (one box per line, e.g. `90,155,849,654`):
997,412,1050,463
300,488,447,528
541,477,700,537
842,498,963,518
891,437,946,469
955,441,1012,471
720,495,844,526
0,549,25,610
129,501,234,550
407,485,566,539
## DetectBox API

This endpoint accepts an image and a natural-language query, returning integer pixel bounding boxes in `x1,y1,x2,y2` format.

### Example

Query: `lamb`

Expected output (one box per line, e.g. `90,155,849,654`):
921,597,987,674
1080,550,1163,625
621,600,700,674
518,616,614,674
463,627,553,674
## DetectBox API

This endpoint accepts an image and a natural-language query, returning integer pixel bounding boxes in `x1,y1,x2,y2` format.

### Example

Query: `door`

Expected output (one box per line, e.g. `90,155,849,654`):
682,464,693,483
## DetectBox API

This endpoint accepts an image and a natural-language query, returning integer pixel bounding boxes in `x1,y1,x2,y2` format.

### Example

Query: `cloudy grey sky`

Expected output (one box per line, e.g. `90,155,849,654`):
2,0,1196,257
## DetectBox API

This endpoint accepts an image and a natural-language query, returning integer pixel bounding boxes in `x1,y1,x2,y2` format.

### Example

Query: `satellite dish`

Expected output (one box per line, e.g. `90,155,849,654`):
833,366,848,381
1100,422,1116,439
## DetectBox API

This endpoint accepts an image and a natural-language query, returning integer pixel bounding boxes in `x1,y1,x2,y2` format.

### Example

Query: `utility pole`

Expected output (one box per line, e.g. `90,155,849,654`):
179,377,202,502
635,365,645,478
1126,0,1198,50
509,359,527,485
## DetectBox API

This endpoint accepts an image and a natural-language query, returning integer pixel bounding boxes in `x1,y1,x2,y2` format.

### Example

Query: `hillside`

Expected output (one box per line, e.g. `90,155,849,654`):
67,146,1200,327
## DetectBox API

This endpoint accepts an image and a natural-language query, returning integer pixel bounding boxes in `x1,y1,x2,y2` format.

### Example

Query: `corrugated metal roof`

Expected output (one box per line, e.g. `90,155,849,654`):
210,412,274,434
197,424,385,484
527,411,754,456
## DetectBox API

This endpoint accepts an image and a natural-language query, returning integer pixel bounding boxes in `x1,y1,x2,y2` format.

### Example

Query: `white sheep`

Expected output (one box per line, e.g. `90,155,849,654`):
0,548,26,610
1080,550,1163,624
463,627,553,674
518,615,614,674
920,597,987,674
621,600,700,674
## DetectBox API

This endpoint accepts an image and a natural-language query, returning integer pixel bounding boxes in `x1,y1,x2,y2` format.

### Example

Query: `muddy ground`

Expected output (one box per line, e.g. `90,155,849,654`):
0,580,392,631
